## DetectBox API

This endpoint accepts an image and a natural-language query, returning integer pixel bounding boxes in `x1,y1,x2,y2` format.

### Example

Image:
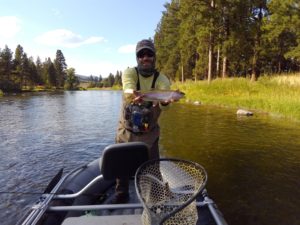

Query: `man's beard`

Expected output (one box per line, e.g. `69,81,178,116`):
137,59,156,77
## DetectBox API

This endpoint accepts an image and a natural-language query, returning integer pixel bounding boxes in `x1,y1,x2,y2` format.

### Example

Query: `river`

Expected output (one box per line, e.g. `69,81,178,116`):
0,91,299,225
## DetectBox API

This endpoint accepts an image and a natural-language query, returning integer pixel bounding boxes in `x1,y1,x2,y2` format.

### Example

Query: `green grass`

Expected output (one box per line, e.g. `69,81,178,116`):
86,85,122,90
172,74,300,121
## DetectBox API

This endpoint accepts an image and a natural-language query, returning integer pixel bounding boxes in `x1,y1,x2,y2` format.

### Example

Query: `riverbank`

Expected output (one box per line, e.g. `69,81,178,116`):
172,74,300,121
0,85,121,97
2,75,299,121
0,86,87,96
86,85,121,91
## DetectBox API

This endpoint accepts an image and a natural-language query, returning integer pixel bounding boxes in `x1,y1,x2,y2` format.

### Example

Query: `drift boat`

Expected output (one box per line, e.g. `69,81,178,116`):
17,142,228,225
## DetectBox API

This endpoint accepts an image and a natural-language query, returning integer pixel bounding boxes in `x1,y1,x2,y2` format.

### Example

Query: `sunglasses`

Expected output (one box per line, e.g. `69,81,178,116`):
137,50,155,58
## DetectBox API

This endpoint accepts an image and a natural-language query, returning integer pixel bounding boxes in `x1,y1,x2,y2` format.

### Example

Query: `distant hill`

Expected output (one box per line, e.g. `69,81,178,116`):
76,74,90,82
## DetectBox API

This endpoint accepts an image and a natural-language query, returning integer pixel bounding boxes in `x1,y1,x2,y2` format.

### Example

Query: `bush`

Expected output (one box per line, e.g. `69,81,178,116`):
0,80,22,92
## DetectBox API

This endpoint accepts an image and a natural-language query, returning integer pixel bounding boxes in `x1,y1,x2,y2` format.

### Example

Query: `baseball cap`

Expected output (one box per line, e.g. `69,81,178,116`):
136,39,155,56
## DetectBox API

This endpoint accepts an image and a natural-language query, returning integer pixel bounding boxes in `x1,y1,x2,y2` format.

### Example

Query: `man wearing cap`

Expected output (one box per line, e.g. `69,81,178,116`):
112,39,171,204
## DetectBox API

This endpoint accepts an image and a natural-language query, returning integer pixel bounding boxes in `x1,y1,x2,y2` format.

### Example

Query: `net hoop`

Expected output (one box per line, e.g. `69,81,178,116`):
135,158,208,225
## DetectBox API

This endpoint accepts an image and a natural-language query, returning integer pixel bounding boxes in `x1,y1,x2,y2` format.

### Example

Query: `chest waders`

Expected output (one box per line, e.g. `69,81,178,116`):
114,69,162,198
116,68,162,159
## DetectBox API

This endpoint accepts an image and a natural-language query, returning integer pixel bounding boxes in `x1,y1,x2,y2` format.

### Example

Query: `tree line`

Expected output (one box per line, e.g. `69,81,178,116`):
0,44,122,92
0,44,79,91
87,71,122,88
154,0,300,82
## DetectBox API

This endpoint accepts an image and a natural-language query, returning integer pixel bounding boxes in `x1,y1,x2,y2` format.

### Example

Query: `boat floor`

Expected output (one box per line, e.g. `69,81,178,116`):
62,181,143,225
61,179,218,225
62,214,142,225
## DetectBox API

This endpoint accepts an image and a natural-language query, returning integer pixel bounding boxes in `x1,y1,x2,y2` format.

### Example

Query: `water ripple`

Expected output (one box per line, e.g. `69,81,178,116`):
0,91,122,225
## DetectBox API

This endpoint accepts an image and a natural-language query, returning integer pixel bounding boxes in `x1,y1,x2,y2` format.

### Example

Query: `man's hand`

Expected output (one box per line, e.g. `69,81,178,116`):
132,90,143,103
159,98,177,106
160,100,170,106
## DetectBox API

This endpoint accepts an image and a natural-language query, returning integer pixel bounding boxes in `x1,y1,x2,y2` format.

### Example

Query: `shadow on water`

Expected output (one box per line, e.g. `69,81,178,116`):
159,104,300,225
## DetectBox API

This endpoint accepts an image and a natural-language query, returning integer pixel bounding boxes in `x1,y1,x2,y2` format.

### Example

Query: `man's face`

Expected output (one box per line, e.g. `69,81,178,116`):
137,49,155,69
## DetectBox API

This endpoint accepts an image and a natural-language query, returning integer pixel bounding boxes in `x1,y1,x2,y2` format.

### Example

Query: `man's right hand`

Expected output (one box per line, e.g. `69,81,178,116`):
132,90,143,103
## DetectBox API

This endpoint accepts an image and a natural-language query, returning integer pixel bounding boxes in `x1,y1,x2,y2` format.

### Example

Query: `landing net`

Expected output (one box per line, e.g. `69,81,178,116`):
135,158,207,225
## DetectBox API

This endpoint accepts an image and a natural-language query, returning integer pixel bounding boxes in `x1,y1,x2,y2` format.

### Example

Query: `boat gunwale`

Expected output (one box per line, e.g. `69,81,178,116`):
18,158,228,225
18,165,88,225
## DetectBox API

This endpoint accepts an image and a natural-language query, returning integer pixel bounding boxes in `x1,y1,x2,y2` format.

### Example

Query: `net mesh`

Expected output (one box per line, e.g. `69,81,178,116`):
135,159,207,225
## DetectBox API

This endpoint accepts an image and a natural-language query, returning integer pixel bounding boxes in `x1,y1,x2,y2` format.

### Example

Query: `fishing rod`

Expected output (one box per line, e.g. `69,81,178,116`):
0,191,107,197
0,164,96,196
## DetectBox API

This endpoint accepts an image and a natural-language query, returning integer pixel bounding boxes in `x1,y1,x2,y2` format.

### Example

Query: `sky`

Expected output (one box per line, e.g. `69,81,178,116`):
0,0,169,77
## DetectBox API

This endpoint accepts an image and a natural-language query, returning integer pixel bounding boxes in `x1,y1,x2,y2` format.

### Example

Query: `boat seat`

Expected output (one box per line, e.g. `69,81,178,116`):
100,142,149,180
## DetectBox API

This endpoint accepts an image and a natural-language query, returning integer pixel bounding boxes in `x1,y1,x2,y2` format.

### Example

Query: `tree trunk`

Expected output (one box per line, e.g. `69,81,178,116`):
181,65,184,83
208,0,215,84
222,56,227,78
216,46,220,77
251,5,264,82
208,38,213,83
278,61,281,74
251,50,258,81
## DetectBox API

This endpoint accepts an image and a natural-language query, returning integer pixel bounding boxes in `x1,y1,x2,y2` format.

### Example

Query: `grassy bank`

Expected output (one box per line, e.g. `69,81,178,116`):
172,74,300,121
86,85,122,91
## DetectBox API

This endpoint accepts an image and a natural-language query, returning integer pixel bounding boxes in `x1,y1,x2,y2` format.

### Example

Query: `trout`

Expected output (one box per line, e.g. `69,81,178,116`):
135,89,185,102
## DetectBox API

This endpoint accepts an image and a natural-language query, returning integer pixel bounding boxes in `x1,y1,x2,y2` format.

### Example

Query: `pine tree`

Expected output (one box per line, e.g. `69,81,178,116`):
263,0,300,73
114,71,122,86
155,1,181,81
178,0,200,81
43,58,57,87
35,57,44,85
54,50,67,88
21,53,31,87
0,46,14,91
28,57,39,87
13,44,24,87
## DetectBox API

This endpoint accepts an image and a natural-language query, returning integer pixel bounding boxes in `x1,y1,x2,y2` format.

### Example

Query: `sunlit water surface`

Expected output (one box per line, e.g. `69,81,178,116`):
0,91,299,225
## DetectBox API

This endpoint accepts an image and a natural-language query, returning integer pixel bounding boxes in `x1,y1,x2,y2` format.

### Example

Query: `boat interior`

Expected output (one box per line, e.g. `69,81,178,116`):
19,142,227,225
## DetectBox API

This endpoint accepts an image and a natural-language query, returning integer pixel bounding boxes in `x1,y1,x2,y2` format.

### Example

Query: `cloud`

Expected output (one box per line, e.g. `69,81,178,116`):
0,16,21,39
118,44,135,53
35,29,105,48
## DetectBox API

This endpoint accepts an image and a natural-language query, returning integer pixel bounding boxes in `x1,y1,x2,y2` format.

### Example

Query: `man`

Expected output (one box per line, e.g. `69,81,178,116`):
113,39,171,203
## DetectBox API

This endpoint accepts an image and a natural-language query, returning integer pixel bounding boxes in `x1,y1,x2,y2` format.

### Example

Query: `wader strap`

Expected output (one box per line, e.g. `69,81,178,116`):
135,67,159,91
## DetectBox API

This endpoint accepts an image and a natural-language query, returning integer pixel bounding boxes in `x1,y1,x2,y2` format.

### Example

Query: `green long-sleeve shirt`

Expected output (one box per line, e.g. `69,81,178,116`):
122,67,170,92
122,67,171,109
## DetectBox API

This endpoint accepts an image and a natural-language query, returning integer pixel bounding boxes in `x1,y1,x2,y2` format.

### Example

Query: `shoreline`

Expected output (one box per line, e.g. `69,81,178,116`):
172,75,300,122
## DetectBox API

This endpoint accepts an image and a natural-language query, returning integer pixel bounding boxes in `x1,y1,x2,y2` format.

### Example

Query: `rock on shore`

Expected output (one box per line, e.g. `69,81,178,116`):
236,109,253,116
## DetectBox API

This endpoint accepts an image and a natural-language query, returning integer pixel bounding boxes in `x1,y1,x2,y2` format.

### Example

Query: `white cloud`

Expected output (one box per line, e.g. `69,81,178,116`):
35,29,105,48
0,16,21,39
118,44,135,53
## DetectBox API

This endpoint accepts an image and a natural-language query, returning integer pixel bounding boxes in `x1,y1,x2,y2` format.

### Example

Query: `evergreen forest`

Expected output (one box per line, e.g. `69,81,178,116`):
0,45,122,92
154,0,300,82
0,45,72,92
